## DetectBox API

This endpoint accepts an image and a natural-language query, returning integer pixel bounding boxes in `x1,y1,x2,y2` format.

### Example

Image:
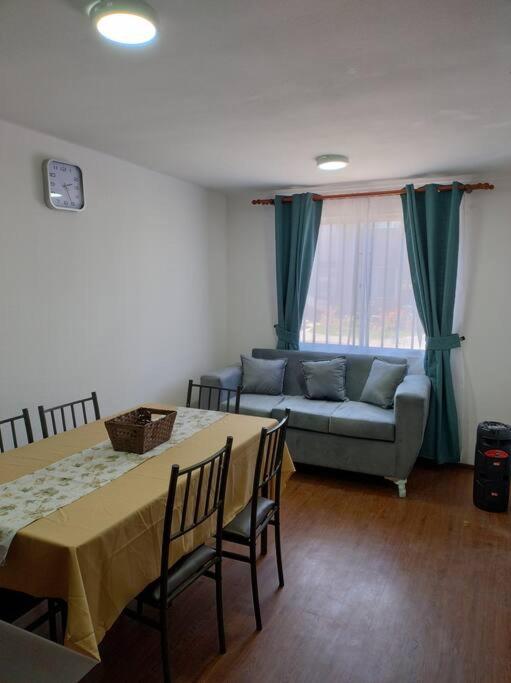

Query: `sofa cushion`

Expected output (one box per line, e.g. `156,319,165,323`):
252,348,409,400
253,348,348,395
222,393,285,417
329,401,395,442
301,357,348,401
272,395,342,433
360,359,407,408
241,355,287,395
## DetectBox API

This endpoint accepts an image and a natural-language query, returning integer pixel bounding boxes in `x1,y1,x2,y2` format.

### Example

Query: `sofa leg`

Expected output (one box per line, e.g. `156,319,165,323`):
385,477,407,498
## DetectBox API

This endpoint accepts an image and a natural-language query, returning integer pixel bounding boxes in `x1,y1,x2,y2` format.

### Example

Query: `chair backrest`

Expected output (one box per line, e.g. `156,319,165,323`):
38,392,100,438
186,380,241,415
0,410,34,453
159,437,233,601
250,409,290,523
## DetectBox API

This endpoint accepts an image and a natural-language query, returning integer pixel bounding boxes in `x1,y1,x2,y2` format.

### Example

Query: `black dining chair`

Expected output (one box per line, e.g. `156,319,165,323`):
126,437,233,683
186,380,241,414
221,409,290,631
0,409,61,641
38,391,100,438
0,409,34,453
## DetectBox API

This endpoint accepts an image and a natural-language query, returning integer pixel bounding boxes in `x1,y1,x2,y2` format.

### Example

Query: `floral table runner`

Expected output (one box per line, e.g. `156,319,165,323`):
0,407,224,565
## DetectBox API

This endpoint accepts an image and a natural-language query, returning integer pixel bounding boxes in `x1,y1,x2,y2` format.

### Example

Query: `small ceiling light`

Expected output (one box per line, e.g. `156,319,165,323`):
316,154,350,171
89,1,158,45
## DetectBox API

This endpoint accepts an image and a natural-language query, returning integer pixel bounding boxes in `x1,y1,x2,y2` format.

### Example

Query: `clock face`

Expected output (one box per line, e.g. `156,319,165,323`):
44,160,85,211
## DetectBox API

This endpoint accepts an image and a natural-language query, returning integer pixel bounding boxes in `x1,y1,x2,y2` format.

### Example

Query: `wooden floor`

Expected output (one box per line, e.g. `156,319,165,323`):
68,463,511,682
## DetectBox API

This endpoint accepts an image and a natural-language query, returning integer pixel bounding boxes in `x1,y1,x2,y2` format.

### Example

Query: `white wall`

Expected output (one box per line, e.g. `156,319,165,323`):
226,190,277,358
226,178,511,464
0,119,228,439
453,175,511,463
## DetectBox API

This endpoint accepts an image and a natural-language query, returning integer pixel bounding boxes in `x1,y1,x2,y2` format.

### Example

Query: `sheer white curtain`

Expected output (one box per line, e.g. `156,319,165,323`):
300,194,425,350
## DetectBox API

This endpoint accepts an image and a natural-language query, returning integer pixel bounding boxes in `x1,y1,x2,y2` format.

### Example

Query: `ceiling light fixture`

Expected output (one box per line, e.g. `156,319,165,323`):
88,1,158,45
316,154,350,171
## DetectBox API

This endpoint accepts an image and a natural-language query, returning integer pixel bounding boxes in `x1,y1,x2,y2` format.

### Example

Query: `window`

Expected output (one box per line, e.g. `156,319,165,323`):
300,195,425,350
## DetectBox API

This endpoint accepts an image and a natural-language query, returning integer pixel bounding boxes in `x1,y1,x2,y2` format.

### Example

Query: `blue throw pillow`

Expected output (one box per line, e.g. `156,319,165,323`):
360,359,407,408
241,355,287,395
301,357,348,401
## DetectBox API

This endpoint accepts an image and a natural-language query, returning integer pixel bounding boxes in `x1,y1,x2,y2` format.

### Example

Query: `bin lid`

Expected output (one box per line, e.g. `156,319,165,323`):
478,421,511,440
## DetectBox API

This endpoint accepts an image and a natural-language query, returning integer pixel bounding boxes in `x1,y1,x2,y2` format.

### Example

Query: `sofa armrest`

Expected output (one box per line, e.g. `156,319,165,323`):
200,364,242,391
196,365,242,411
394,374,431,478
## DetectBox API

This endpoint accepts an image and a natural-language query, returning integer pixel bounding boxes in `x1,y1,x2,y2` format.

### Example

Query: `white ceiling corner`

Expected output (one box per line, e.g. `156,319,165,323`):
0,0,510,190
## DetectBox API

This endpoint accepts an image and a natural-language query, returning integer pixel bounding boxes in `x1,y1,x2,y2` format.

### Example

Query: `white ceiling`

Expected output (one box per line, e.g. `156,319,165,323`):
1,0,510,190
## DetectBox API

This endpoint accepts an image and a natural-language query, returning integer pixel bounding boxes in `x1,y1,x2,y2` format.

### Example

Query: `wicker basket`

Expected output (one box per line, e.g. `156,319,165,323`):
105,408,177,454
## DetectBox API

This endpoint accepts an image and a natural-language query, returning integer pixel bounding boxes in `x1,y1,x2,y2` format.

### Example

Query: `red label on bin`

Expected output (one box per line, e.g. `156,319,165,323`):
484,449,509,459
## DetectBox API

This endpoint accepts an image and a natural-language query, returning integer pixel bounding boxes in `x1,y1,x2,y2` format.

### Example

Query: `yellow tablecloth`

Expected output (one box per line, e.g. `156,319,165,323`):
0,405,294,660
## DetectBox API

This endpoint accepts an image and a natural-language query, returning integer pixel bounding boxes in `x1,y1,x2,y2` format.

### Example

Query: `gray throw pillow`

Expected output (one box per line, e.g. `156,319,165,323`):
241,355,287,395
301,357,348,401
360,359,407,409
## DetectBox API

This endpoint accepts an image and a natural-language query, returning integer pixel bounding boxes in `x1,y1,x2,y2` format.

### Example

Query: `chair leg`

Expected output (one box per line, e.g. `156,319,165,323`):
274,511,284,588
249,542,262,631
60,601,68,644
160,607,171,683
48,600,58,642
215,563,226,654
261,527,268,556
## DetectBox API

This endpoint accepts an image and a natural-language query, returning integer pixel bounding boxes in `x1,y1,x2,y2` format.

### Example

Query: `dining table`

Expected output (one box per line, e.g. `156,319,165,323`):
0,404,294,661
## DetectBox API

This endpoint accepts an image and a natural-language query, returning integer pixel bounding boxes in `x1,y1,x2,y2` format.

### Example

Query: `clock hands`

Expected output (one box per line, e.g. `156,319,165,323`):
62,183,73,203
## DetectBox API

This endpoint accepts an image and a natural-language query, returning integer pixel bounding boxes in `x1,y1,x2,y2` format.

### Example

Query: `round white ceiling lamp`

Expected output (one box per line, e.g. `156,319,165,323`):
88,1,158,45
316,154,350,171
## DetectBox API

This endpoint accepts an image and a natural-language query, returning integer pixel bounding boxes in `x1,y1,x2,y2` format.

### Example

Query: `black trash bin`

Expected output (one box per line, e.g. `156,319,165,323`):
473,421,511,512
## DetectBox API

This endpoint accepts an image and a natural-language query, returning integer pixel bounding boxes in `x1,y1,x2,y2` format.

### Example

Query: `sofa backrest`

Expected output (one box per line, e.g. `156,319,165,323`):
252,348,410,401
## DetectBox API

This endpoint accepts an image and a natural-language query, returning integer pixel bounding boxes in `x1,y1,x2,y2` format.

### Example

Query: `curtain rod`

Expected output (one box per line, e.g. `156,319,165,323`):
251,182,495,205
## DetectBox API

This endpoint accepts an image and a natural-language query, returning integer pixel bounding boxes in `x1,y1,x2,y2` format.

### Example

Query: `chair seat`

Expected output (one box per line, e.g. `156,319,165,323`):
223,497,275,541
0,588,43,623
144,545,216,604
0,621,96,683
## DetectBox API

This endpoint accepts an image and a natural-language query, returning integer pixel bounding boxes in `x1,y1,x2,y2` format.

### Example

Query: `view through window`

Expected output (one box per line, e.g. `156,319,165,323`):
300,195,425,350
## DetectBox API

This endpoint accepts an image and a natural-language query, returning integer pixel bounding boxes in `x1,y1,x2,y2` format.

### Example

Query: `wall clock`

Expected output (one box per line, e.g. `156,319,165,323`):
42,159,85,211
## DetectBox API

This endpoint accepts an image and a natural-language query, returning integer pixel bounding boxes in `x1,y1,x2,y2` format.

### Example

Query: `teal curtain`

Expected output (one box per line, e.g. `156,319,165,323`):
401,182,464,464
274,193,323,350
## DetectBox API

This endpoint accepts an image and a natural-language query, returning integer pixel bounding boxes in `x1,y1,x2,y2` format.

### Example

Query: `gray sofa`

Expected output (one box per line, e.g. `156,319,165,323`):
202,348,431,497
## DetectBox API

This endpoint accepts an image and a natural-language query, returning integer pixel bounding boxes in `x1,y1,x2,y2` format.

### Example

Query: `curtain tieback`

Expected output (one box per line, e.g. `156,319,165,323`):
426,334,461,351
274,324,298,344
